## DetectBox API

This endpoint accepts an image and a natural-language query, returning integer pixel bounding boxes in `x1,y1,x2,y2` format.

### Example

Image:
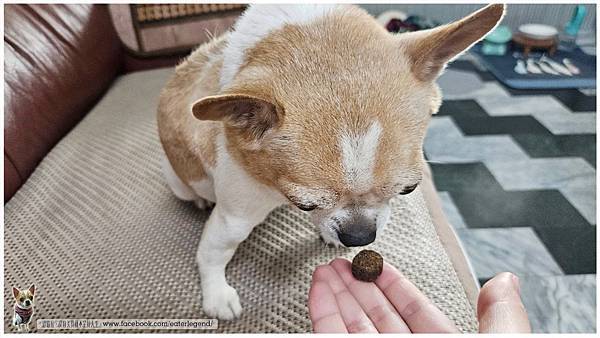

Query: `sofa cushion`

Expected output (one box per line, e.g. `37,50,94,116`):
4,68,478,333
4,4,123,202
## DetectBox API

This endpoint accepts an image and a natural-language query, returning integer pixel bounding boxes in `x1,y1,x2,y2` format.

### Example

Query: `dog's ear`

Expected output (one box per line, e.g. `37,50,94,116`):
192,94,281,139
401,4,505,81
12,287,20,299
28,284,35,296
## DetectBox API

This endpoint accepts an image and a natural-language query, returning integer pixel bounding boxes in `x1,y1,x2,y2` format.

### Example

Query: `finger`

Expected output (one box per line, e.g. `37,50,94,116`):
329,258,411,333
308,280,348,333
313,264,378,333
478,272,531,333
375,262,458,333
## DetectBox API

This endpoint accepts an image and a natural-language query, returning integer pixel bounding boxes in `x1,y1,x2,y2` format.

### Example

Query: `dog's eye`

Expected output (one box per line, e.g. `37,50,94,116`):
399,183,418,195
19,297,24,302
296,203,317,211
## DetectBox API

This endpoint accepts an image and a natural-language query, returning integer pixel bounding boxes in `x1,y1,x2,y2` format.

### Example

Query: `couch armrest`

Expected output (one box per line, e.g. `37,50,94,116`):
421,163,480,309
4,4,123,202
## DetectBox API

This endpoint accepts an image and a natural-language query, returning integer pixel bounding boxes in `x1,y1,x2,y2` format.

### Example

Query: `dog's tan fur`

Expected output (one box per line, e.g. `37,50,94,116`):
158,5,504,201
158,36,227,183
225,7,431,196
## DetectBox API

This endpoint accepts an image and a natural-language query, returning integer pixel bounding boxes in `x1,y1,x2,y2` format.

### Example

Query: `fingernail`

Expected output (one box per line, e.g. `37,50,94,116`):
511,274,521,296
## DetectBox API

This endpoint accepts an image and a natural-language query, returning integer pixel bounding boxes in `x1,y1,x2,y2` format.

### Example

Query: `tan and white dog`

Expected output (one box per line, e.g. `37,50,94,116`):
157,4,505,320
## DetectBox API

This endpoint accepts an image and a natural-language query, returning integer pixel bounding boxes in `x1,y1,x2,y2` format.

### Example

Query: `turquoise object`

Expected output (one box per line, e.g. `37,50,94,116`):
560,5,586,51
485,25,512,43
565,5,586,36
482,25,512,55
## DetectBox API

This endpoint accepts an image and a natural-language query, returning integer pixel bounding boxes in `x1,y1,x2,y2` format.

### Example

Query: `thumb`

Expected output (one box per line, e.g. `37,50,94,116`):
477,272,531,333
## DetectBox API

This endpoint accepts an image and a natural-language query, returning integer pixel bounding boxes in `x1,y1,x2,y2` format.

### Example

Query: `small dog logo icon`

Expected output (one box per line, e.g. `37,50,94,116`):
12,284,35,332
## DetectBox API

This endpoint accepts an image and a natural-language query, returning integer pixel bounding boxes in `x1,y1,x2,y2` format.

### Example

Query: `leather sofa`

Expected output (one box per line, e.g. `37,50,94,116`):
4,4,479,333
4,4,123,201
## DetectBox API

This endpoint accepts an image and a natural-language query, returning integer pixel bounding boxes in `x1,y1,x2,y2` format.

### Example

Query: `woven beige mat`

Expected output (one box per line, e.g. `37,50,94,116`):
4,68,478,333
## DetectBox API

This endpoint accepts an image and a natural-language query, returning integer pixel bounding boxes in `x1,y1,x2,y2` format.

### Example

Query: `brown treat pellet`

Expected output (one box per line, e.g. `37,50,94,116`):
351,249,383,282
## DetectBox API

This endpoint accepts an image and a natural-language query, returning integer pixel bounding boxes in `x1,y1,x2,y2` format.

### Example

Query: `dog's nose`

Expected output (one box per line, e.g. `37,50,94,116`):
338,230,376,247
24,300,31,306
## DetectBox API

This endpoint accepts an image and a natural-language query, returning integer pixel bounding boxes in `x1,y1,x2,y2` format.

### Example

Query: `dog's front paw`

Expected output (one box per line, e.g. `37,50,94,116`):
202,284,242,320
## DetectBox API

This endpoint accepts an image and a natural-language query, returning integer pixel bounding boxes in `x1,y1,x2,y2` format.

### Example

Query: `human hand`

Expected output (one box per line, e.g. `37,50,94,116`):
308,258,531,333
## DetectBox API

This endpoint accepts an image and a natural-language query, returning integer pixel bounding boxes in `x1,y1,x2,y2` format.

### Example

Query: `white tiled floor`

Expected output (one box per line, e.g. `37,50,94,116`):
485,158,596,224
477,94,596,135
438,192,467,229
457,227,564,279
425,117,530,163
435,62,596,333
520,274,596,333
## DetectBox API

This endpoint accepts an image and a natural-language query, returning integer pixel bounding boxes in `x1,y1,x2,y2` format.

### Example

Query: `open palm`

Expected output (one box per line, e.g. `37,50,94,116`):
309,258,530,333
